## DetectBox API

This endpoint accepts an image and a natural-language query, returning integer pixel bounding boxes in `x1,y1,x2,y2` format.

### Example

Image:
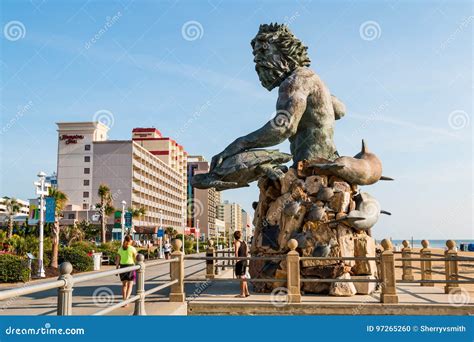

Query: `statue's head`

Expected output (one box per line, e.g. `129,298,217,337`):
251,23,311,91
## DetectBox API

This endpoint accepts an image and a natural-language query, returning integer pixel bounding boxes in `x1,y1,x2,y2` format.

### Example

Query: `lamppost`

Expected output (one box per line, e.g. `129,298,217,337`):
34,171,50,278
159,209,164,259
121,200,126,242
196,219,199,254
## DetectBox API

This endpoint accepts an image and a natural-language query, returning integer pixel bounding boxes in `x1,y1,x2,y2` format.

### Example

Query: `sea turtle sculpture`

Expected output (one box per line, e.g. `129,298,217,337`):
192,149,292,191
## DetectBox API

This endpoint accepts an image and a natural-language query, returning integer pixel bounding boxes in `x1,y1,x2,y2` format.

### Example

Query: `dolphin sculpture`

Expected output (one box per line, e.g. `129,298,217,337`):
309,140,393,185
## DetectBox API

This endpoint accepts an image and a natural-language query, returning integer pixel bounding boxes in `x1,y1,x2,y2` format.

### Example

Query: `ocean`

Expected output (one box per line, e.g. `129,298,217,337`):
379,239,474,249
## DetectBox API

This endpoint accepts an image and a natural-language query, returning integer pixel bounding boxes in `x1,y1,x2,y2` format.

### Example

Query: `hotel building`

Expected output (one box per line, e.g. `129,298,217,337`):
0,197,30,224
56,122,187,236
186,155,221,240
217,200,243,236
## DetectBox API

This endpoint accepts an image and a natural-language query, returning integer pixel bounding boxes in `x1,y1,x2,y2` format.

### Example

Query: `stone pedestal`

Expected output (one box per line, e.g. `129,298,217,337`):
352,275,377,295
250,166,380,296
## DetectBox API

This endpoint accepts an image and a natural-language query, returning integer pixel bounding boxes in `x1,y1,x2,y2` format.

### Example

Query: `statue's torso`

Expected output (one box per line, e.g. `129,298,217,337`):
284,67,338,162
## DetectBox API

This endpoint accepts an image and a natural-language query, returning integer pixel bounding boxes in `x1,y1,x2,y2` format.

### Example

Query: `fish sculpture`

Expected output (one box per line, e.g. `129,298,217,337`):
313,238,338,257
309,140,393,185
339,192,391,230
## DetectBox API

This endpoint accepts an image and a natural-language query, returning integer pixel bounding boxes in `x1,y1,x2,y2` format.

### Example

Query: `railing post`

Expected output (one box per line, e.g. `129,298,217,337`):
206,240,215,279
444,240,460,294
133,254,147,315
220,250,225,271
380,239,398,304
420,239,433,287
286,239,301,303
401,240,414,281
169,239,185,302
214,249,220,276
57,262,73,315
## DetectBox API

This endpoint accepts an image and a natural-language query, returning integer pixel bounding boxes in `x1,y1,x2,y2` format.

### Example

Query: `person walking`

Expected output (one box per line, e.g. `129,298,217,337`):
163,240,172,259
115,235,137,306
233,230,250,298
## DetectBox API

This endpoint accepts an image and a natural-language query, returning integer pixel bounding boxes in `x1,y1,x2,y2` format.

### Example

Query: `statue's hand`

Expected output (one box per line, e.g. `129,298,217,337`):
210,138,245,171
210,151,227,171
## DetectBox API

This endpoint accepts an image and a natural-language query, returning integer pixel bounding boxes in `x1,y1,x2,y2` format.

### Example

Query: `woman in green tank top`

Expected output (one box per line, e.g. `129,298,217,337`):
115,235,137,306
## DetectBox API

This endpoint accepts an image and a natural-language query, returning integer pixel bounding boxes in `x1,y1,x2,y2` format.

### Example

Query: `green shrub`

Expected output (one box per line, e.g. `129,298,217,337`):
70,241,95,254
0,254,30,282
59,247,93,272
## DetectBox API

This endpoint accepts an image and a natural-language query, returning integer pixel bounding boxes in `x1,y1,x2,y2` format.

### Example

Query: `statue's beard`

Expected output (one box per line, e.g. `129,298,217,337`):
255,61,287,91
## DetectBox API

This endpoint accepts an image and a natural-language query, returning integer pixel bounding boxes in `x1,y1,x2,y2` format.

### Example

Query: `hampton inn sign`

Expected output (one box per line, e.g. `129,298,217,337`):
59,134,84,144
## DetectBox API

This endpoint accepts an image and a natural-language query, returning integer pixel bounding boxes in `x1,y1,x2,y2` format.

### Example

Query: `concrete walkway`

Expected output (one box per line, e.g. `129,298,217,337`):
186,269,474,315
0,256,208,316
2,256,473,316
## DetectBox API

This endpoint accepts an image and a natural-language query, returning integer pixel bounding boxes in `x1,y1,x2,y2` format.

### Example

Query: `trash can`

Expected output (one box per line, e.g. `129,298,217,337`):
92,252,102,271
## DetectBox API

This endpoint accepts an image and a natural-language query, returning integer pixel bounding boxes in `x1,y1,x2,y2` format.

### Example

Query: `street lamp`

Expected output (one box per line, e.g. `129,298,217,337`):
159,209,164,259
34,171,50,278
121,200,126,242
196,219,199,254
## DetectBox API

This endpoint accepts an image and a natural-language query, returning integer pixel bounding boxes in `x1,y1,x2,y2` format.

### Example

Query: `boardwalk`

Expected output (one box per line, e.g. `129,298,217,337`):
0,257,207,316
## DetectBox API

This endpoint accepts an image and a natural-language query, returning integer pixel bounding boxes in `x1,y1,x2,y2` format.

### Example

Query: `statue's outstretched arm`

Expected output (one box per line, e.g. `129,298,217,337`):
210,81,308,170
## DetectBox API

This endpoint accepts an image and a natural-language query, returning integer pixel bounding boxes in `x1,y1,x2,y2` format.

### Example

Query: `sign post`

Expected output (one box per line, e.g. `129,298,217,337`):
113,211,121,241
158,227,164,258
125,212,132,231
159,210,164,258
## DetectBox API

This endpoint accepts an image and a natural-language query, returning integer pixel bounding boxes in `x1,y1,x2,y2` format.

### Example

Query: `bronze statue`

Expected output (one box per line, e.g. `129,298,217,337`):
192,23,391,295
193,23,346,190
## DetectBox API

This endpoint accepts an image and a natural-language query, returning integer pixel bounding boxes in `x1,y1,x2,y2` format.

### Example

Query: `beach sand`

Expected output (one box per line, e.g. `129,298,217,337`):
394,248,474,294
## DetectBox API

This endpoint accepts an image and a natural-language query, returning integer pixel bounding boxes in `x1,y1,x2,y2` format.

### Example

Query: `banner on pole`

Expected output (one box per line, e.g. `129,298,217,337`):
28,199,39,224
45,197,56,223
125,212,132,228
157,227,164,238
114,211,121,228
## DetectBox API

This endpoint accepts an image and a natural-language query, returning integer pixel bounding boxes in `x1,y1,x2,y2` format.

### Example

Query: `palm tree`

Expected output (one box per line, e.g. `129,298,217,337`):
165,227,177,238
4,197,20,238
128,207,146,219
48,188,68,268
61,224,85,246
97,184,114,242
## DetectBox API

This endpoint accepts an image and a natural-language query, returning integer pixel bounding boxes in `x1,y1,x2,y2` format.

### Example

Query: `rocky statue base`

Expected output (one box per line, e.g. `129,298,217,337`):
250,161,378,296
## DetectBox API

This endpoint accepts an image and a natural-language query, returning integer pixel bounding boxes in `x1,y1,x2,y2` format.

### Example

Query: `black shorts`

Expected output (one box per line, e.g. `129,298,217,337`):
235,261,247,277
119,264,135,281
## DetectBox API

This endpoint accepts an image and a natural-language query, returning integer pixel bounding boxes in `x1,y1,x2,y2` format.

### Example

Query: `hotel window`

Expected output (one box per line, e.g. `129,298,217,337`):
83,191,89,198
84,179,90,186
83,203,88,210
85,144,91,151
84,156,90,162
84,168,90,174
68,214,75,219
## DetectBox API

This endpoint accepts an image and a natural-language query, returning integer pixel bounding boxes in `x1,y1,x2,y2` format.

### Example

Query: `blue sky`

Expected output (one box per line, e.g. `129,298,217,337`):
1,0,472,239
